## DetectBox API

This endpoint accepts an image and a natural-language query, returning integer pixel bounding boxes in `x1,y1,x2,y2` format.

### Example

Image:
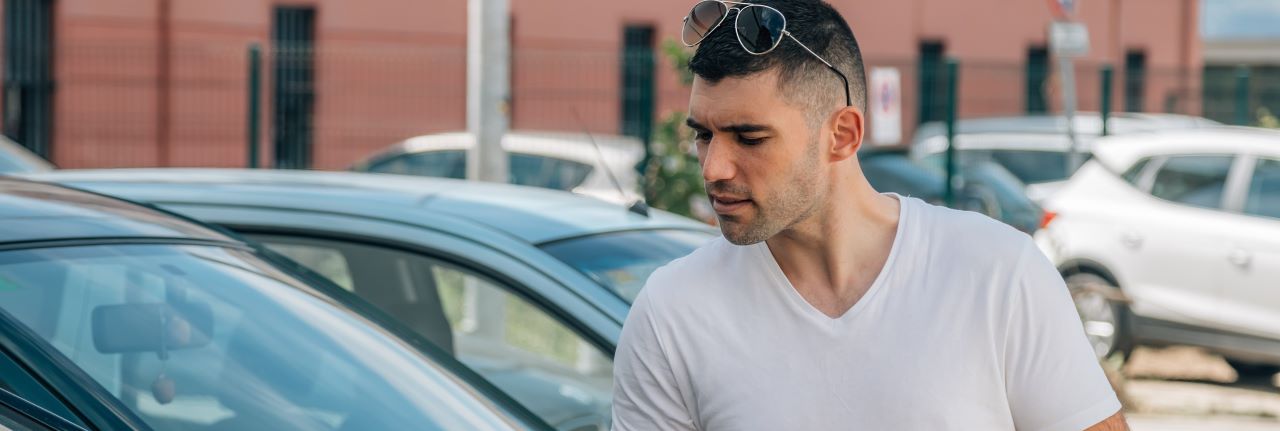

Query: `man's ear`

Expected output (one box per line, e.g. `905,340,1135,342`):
829,106,864,163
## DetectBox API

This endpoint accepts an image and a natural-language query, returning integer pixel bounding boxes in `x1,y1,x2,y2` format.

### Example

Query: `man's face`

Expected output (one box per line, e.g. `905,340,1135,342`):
687,70,825,245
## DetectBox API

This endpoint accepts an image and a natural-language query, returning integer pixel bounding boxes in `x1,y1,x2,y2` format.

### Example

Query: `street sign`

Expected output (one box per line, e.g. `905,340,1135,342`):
869,67,901,146
1050,21,1090,57
1048,0,1076,19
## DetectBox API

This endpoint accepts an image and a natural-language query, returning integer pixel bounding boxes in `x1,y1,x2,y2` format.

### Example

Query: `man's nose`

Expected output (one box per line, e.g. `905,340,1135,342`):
699,139,737,183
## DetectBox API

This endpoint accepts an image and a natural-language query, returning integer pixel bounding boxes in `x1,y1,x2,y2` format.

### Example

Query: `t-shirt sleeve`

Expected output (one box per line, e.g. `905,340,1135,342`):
612,289,697,431
1004,239,1122,431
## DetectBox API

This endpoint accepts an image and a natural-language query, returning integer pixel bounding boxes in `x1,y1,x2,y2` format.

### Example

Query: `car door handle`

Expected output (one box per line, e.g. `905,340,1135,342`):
1229,249,1252,269
1120,231,1143,249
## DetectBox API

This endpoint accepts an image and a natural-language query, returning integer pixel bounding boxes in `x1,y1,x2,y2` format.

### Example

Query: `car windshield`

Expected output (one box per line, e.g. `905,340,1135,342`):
925,150,1089,185
0,244,519,431
0,139,53,174
539,229,715,303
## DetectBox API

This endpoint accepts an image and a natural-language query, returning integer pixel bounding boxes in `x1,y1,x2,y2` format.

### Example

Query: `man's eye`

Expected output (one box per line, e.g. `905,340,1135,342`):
694,131,712,142
740,136,766,146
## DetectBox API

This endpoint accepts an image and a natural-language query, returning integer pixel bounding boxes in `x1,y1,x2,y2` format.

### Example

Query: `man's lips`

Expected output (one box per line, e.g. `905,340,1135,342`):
711,194,751,213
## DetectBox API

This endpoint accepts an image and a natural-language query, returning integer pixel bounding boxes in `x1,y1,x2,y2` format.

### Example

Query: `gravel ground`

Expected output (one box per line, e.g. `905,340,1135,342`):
1117,346,1280,430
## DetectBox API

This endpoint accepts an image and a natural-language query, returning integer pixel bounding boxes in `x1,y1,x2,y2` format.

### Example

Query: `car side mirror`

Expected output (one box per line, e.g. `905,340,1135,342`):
91,302,213,354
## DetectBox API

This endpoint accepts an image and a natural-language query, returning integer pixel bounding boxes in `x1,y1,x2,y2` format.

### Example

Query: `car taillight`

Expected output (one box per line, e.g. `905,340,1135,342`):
1040,210,1057,229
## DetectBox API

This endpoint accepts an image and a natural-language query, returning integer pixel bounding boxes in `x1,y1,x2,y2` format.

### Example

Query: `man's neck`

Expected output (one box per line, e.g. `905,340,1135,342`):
764,178,901,318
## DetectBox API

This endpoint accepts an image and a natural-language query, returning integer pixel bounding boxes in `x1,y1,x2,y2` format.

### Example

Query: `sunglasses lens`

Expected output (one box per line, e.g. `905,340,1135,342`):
735,5,785,54
683,1,727,45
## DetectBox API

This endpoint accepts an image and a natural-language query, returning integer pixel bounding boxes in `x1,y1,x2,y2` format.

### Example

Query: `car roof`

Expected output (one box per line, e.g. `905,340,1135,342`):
1090,126,1280,170
0,177,234,245
914,112,1219,140
25,169,711,245
353,131,644,169
0,136,55,173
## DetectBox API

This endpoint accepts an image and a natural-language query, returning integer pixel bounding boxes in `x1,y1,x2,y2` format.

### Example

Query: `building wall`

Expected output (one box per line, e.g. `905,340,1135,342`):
10,0,1200,169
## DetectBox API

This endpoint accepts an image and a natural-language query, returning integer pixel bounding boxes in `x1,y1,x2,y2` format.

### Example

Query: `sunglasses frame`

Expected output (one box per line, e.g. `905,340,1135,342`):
681,0,853,107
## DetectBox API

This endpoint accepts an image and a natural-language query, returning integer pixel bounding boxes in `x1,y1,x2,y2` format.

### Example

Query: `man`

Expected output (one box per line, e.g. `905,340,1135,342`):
611,1,1126,430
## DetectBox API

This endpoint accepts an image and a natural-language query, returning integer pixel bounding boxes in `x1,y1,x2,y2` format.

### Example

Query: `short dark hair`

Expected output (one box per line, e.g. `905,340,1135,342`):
689,0,867,127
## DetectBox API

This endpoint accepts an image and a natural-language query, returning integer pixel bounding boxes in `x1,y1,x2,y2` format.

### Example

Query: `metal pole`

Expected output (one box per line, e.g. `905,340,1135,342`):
247,43,261,169
944,58,959,208
465,0,509,342
1235,65,1251,126
1059,55,1081,174
1100,65,1113,136
466,0,510,183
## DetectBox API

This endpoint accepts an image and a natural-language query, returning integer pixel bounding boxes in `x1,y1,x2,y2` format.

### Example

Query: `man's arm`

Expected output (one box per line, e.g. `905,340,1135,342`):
1003,239,1125,431
612,291,697,431
1086,411,1129,431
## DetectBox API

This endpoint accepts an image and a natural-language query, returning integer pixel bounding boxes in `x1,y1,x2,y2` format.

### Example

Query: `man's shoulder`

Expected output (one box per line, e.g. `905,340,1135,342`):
907,197,1034,268
636,235,740,307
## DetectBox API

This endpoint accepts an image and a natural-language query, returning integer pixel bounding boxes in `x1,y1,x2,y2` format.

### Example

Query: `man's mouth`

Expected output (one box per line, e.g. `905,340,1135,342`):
710,194,752,214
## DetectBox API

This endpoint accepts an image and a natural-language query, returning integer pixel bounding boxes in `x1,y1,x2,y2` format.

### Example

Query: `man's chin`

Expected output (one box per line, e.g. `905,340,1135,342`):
717,218,768,246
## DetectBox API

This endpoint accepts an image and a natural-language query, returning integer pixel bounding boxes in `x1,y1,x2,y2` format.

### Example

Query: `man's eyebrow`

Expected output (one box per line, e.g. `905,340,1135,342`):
684,117,772,134
721,123,772,134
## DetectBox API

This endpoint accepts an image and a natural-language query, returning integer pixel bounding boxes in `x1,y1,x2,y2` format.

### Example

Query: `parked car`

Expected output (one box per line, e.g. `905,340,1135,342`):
351,131,644,204
1035,127,1280,378
0,177,549,431
0,387,87,431
859,149,1043,234
0,136,53,174
910,113,1219,203
30,168,717,431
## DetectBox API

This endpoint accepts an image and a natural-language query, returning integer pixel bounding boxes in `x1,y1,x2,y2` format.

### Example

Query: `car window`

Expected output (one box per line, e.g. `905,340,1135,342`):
251,235,613,431
923,150,1079,185
1245,158,1280,219
0,139,54,174
1149,155,1234,209
860,154,943,201
509,154,594,191
368,150,467,179
0,388,86,431
1121,158,1151,188
0,350,85,428
539,230,715,303
0,244,519,431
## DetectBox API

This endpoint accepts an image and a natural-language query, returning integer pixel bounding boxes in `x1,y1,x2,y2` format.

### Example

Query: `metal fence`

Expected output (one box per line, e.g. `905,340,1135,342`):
0,38,1270,171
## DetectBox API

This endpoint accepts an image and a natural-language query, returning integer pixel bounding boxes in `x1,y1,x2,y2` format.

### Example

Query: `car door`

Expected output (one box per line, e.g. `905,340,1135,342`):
0,349,84,430
1122,154,1238,328
246,233,615,431
0,388,88,431
1215,155,1280,341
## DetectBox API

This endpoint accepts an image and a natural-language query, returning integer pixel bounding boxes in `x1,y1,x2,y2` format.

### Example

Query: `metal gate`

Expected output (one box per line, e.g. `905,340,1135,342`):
272,6,315,169
3,0,55,159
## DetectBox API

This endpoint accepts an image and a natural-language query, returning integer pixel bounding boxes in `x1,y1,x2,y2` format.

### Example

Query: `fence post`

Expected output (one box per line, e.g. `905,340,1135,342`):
944,58,959,208
1100,65,1113,137
247,43,262,169
1235,65,1251,126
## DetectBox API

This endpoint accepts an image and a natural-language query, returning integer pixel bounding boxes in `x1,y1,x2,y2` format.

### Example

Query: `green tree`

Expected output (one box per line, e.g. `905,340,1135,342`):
1258,106,1280,129
643,40,707,220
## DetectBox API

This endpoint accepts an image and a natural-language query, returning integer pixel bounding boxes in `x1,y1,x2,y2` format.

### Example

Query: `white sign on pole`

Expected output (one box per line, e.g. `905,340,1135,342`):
1050,21,1090,57
870,67,901,146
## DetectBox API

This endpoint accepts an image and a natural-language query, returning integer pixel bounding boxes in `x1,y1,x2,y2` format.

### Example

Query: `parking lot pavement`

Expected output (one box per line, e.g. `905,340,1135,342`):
1127,414,1280,431
1119,346,1280,430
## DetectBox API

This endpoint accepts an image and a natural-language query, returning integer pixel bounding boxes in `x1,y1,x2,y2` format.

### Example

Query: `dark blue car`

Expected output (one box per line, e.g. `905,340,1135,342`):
31,168,718,431
0,177,550,431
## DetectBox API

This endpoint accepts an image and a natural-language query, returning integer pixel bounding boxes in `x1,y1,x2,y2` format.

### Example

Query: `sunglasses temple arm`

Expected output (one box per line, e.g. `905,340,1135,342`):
784,32,853,107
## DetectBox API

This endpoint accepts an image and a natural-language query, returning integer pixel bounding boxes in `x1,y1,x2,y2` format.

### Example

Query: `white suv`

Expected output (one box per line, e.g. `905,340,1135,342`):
1035,127,1280,377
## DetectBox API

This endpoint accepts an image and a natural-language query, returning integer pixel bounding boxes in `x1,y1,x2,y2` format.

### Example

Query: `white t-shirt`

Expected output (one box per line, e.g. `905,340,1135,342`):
612,194,1120,431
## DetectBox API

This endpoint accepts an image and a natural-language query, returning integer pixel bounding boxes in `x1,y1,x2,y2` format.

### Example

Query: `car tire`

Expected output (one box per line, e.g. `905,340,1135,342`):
1065,273,1130,360
1226,359,1280,380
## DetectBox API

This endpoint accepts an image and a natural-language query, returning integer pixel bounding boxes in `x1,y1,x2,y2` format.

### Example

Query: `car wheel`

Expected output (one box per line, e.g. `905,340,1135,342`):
1226,359,1280,380
1065,273,1129,360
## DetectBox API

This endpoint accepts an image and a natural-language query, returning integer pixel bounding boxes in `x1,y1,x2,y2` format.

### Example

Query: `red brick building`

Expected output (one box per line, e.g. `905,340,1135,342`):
0,0,1200,169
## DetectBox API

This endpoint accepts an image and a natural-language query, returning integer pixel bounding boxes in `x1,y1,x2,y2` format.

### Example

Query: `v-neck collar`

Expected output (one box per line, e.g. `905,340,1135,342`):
755,193,910,329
